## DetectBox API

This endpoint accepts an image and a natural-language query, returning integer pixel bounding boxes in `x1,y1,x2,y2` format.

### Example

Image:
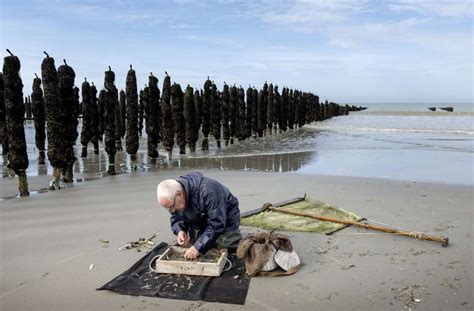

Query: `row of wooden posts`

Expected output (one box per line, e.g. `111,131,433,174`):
1,50,366,196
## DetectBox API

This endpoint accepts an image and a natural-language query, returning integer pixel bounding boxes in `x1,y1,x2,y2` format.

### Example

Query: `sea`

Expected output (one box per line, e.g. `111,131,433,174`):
1,102,473,186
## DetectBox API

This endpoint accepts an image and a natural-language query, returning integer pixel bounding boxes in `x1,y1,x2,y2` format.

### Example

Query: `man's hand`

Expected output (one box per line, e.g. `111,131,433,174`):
184,246,200,260
177,231,189,246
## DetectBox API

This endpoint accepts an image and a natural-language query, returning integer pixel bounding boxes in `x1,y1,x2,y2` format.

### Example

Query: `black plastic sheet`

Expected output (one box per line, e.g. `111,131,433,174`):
98,242,250,305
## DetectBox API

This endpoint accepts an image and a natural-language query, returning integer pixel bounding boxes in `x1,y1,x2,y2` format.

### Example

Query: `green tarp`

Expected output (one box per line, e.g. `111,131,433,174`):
241,198,362,234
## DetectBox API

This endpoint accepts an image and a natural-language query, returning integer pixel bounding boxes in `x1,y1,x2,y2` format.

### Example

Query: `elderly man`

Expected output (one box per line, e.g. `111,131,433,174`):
157,172,242,260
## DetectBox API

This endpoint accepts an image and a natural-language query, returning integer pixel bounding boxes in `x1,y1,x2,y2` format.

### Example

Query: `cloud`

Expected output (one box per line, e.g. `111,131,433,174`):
329,39,356,49
179,33,244,49
326,17,432,43
169,23,199,30
2,0,472,103
29,0,165,26
388,0,473,18
181,34,199,41
249,0,471,67
253,0,369,30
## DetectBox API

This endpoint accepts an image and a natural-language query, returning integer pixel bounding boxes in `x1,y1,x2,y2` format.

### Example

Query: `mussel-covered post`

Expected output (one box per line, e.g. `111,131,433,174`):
194,89,202,137
161,73,174,158
280,87,288,132
229,85,237,144
90,83,99,154
294,90,302,128
257,89,264,137
288,89,295,130
298,92,306,128
98,89,106,141
80,78,92,157
171,82,186,154
104,67,118,175
221,83,230,146
274,85,281,133
267,83,274,135
73,85,80,138
120,88,126,139
237,86,246,141
210,82,221,148
3,51,29,196
125,65,139,169
245,86,253,139
251,87,258,138
306,93,313,123
115,90,125,151
57,60,77,182
142,85,149,140
31,74,46,164
146,74,161,159
138,89,144,137
42,53,67,190
261,82,268,136
184,85,198,152
0,72,8,156
201,77,211,150
323,100,328,120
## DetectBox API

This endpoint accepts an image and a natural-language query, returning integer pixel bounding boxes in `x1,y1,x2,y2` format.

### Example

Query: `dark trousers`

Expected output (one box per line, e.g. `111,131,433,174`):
189,228,242,253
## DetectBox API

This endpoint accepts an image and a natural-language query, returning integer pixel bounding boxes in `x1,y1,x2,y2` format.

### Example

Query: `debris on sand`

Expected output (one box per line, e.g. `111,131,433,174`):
184,302,203,311
118,233,157,252
99,239,109,248
409,249,426,256
390,284,427,308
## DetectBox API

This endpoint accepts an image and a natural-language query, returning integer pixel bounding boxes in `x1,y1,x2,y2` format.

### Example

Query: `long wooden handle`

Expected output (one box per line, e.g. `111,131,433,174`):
268,207,449,247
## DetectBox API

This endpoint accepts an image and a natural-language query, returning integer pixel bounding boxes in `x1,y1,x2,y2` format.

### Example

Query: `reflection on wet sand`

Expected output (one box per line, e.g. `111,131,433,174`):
164,151,316,173
1,123,322,179
2,148,317,179
1,146,316,199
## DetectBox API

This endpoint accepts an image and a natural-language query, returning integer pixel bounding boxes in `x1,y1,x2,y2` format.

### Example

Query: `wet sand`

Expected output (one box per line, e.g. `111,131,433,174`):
3,116,473,185
0,170,472,310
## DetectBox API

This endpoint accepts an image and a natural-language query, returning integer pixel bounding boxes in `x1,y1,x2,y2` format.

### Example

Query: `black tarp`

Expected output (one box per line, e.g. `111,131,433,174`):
98,242,250,305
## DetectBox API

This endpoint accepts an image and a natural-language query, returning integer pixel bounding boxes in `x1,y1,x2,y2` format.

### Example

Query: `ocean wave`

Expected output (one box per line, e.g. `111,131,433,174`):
310,125,474,135
354,111,474,117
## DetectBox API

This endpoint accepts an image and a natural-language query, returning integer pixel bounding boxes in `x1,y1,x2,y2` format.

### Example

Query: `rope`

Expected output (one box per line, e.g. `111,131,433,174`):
148,255,162,273
365,218,426,240
408,231,424,239
223,257,233,272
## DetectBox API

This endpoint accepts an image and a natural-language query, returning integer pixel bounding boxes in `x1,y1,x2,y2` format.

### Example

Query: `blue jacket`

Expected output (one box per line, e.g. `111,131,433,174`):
170,172,240,254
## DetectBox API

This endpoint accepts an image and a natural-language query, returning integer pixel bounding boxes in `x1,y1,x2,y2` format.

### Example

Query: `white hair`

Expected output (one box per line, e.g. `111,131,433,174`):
157,179,183,202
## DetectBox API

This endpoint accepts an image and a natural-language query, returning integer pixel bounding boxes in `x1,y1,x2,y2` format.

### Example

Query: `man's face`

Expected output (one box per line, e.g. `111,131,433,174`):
160,191,185,213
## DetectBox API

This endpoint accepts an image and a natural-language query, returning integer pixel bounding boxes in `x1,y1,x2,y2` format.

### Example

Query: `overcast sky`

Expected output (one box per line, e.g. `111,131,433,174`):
2,0,473,103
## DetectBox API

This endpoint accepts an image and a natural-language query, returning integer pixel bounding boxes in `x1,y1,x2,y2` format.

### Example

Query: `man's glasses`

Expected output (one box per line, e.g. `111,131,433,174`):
168,193,178,213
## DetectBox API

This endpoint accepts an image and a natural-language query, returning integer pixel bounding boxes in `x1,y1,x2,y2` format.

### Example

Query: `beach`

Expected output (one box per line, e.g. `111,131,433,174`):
0,169,472,310
1,104,473,310
2,0,473,309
